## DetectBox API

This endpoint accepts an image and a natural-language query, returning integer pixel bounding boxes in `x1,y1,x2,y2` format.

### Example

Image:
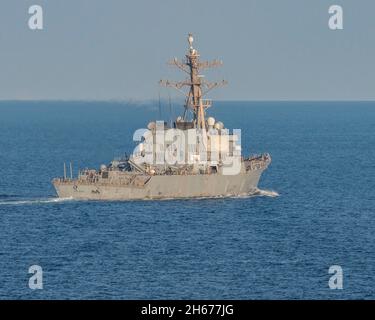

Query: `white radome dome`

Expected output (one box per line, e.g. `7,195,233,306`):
147,122,156,130
214,121,224,130
207,117,215,126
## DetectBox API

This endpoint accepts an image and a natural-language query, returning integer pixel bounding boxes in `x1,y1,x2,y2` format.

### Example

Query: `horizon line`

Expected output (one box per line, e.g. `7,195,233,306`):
0,99,375,103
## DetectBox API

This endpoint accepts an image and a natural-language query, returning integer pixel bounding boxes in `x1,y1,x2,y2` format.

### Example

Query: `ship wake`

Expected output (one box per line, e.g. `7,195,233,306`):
0,197,74,206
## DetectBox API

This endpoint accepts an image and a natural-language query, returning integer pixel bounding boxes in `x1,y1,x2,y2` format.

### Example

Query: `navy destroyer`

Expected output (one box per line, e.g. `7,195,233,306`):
52,34,271,200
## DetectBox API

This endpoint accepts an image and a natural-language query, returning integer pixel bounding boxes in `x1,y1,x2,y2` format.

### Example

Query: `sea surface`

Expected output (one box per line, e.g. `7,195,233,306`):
0,101,374,299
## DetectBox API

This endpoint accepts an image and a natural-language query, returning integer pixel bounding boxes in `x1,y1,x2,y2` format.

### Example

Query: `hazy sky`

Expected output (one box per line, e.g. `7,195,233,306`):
0,0,374,101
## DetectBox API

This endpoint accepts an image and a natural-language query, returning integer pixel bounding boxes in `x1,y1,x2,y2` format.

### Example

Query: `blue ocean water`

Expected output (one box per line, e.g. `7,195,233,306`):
0,101,374,299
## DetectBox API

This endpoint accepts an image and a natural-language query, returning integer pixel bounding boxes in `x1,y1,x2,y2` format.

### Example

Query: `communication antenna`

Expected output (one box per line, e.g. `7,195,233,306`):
158,91,162,120
63,163,67,180
70,162,73,180
168,92,173,127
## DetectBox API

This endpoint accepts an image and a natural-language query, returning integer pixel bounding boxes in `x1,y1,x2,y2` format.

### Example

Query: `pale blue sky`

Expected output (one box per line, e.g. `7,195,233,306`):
0,0,374,100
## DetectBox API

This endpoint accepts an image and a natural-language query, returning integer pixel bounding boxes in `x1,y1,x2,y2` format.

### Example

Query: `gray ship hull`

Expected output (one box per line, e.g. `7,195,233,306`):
53,168,265,201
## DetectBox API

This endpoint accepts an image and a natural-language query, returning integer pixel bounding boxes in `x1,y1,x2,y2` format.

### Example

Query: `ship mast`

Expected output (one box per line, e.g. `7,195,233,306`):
160,34,227,129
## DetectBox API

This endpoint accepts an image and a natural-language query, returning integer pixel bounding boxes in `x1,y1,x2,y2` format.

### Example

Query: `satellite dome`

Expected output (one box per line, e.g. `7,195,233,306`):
207,117,215,126
214,121,224,130
147,122,156,130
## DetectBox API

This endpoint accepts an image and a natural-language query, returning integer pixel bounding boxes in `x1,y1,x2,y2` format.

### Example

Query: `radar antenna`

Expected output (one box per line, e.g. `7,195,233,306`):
159,34,227,129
